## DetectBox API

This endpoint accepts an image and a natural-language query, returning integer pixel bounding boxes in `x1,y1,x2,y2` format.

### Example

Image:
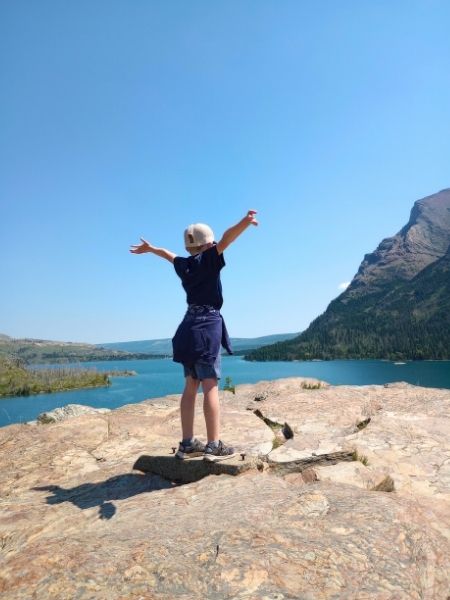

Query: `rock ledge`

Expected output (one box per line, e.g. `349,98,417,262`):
1,377,449,599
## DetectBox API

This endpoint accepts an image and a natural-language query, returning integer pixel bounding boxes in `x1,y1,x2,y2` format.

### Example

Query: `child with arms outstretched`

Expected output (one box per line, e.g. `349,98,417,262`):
130,210,258,461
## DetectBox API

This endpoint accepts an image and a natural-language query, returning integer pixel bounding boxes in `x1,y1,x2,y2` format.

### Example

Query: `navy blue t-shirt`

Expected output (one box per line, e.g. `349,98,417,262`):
173,244,225,309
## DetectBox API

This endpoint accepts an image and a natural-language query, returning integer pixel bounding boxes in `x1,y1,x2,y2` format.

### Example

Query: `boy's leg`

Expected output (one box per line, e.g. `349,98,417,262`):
202,376,235,462
180,375,201,440
202,377,220,443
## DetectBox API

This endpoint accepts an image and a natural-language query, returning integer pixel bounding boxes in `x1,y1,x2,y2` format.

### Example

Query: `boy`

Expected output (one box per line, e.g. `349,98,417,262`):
130,210,258,461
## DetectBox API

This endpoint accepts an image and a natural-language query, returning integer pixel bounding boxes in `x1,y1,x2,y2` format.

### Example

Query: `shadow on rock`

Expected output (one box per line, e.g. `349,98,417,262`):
33,472,175,520
133,454,261,484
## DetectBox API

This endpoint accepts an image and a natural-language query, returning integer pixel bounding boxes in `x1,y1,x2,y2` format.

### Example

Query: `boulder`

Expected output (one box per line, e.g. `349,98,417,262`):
37,403,111,424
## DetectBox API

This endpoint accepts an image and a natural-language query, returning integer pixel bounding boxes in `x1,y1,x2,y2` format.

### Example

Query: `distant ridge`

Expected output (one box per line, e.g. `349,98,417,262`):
99,333,299,355
0,335,159,364
246,189,450,361
0,332,299,363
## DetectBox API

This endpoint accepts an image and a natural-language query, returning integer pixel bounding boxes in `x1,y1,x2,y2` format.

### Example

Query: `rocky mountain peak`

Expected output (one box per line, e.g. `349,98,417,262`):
245,188,450,361
348,188,450,296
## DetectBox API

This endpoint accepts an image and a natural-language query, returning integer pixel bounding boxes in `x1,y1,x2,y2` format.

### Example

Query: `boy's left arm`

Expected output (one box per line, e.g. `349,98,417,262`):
216,210,258,255
129,238,176,264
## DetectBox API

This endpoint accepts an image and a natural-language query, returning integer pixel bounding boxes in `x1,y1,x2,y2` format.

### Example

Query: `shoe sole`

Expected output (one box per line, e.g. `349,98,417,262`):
203,452,236,462
175,450,205,460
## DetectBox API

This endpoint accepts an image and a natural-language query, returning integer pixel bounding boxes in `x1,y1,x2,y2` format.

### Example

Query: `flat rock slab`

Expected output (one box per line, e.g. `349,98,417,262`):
0,377,449,599
2,474,449,599
315,461,394,492
133,451,356,484
236,380,450,522
133,454,262,483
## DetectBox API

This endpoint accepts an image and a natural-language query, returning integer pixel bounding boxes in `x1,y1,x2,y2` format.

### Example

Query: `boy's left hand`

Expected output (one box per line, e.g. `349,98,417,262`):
245,210,258,226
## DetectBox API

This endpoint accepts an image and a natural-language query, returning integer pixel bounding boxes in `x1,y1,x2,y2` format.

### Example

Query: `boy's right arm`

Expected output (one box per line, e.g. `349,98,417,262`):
216,210,258,255
129,238,177,264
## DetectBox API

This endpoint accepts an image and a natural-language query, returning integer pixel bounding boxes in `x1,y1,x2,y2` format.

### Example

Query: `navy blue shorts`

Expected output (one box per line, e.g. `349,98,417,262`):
183,352,221,380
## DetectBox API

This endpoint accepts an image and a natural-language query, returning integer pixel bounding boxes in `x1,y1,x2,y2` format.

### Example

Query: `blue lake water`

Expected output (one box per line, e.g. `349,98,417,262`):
1,356,449,428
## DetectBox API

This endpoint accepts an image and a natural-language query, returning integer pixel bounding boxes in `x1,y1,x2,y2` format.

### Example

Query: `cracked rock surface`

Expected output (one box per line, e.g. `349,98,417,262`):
0,377,449,599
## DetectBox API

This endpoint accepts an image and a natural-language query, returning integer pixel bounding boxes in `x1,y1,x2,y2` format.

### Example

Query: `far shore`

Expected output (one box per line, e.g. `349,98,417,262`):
0,366,136,398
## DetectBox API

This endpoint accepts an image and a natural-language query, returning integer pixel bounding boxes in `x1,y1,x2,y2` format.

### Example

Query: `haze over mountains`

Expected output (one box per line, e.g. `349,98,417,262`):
0,333,298,364
100,333,299,356
247,189,450,361
0,335,158,364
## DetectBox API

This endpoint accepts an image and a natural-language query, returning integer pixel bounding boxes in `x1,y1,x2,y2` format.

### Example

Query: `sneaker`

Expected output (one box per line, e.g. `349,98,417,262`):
175,437,206,460
203,440,236,462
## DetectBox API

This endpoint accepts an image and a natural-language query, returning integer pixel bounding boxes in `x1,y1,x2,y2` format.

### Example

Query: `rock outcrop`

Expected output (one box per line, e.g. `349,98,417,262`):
37,403,111,424
1,377,449,599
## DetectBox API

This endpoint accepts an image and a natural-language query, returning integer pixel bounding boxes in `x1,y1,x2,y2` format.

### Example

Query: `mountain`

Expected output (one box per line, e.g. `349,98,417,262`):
229,333,299,353
348,188,450,295
0,332,299,364
99,338,174,355
99,333,299,355
0,336,160,364
246,189,450,361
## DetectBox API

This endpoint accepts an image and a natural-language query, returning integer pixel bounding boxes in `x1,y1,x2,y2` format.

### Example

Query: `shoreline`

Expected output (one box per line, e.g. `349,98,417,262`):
2,376,450,430
1,359,449,429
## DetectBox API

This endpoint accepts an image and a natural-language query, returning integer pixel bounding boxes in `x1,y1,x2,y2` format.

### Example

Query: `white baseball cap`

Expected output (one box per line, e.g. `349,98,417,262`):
184,223,215,248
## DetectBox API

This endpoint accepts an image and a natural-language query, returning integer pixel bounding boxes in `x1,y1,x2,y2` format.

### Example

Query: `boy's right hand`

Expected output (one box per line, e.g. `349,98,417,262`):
129,237,153,254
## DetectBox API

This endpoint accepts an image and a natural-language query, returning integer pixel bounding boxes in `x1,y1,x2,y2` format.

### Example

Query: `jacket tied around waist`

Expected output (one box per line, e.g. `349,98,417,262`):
172,305,233,366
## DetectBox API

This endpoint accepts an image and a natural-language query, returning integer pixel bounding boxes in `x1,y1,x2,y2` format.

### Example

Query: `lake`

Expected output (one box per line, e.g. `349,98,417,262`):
1,356,449,428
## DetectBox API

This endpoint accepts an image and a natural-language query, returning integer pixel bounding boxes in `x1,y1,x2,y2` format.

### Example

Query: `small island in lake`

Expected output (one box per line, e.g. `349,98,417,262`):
0,356,136,397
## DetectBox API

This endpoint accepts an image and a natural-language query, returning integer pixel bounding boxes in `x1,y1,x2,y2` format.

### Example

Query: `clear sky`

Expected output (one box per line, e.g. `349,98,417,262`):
1,1,449,344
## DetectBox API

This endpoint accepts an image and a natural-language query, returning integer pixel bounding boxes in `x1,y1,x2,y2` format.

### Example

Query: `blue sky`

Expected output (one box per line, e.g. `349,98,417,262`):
1,1,449,343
